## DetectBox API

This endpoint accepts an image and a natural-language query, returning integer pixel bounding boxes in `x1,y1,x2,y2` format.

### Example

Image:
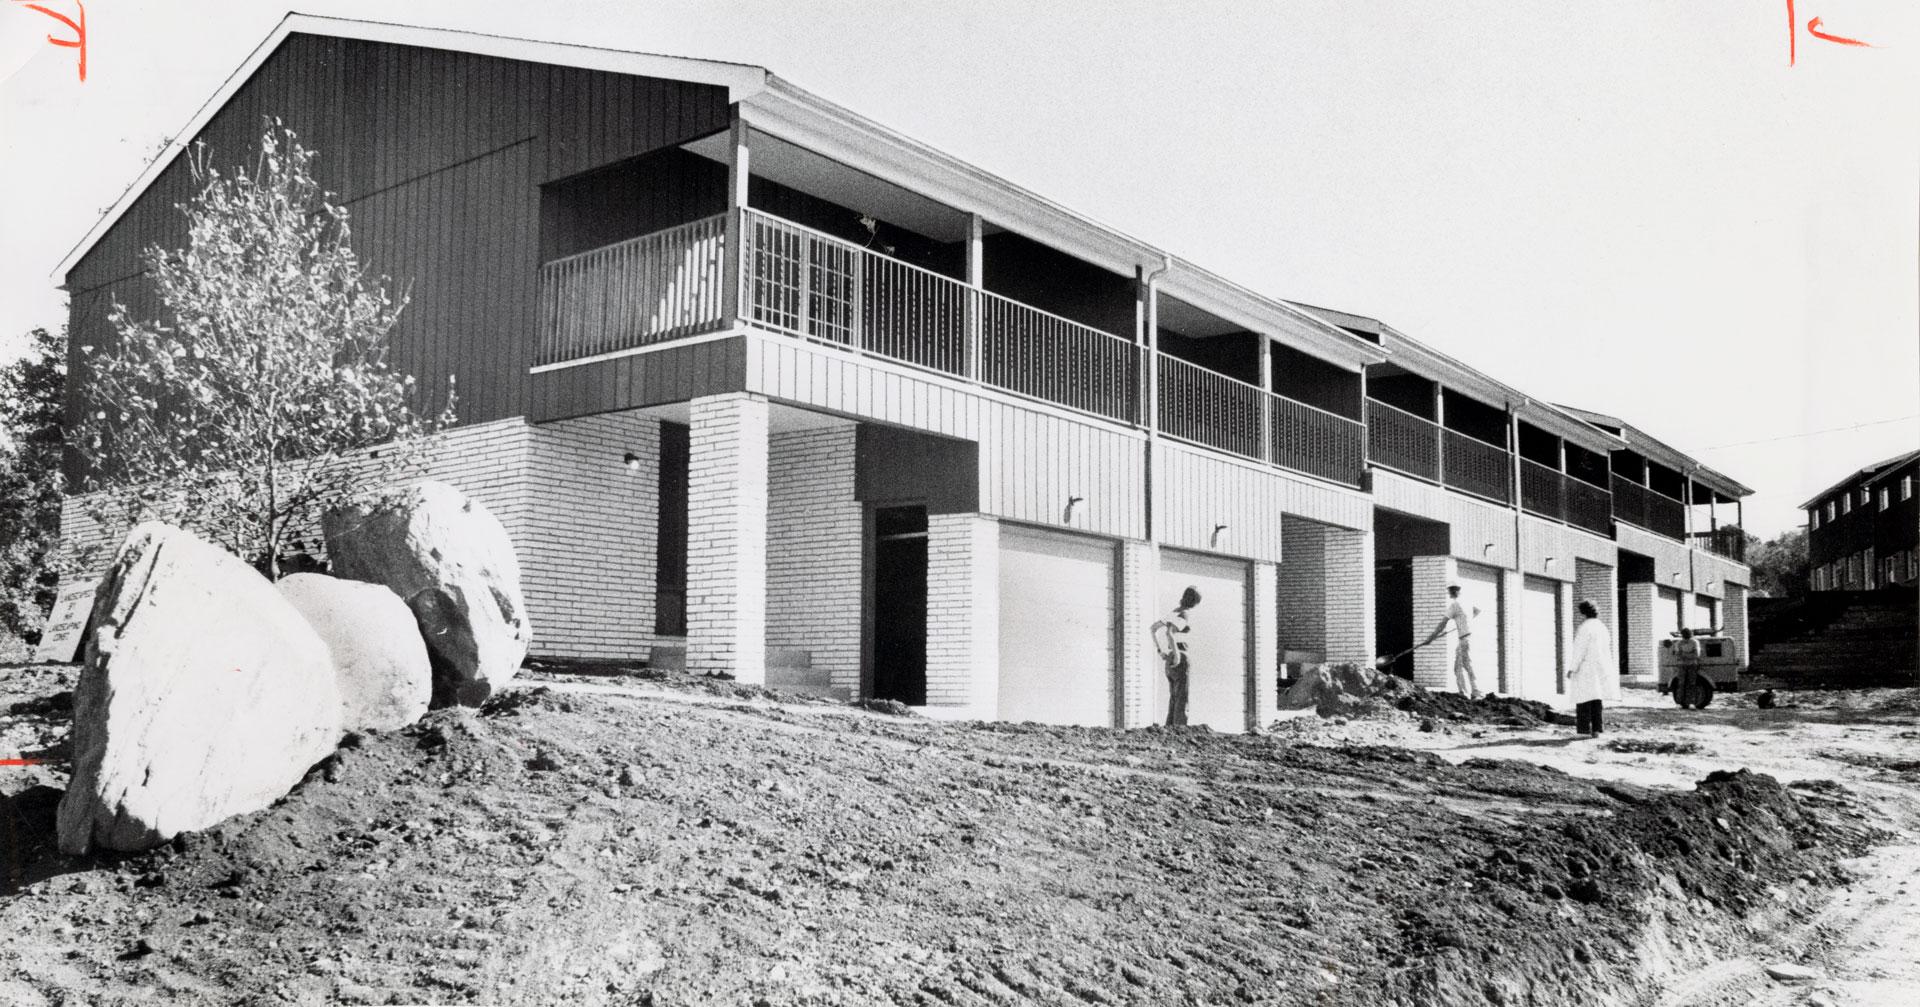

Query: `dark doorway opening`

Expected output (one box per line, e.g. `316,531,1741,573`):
654,422,690,637
872,505,929,705
1375,559,1415,678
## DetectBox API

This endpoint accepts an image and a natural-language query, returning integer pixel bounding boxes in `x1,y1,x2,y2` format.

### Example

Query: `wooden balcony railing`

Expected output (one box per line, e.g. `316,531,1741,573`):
1566,476,1613,537
979,289,1139,423
1441,429,1512,504
1691,526,1748,563
536,214,728,366
1611,475,1686,540
1364,398,1440,481
1273,395,1366,487
1158,356,1265,460
1519,458,1565,520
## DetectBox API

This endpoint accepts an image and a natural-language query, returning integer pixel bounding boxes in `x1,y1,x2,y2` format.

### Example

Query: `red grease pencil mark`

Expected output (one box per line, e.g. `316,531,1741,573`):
11,0,85,81
1787,0,1796,65
0,759,44,767
1806,17,1872,48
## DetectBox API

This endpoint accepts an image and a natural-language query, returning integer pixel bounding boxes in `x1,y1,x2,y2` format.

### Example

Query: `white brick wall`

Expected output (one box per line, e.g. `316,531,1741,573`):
1724,583,1750,666
1623,581,1658,682
1275,516,1374,666
925,514,999,710
765,425,862,693
519,412,660,660
1411,554,1457,689
1119,539,1157,728
1250,561,1278,728
686,394,770,683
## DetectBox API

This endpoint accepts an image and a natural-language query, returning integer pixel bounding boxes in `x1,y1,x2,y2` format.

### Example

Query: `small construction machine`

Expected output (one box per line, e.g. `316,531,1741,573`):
1658,629,1742,709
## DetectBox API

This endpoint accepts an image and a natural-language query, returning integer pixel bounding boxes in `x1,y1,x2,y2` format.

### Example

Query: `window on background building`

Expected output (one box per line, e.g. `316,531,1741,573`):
1811,509,1821,529
1861,486,1872,506
1844,494,1852,515
1828,501,1837,521
1881,487,1892,510
1884,557,1896,585
1904,476,1913,501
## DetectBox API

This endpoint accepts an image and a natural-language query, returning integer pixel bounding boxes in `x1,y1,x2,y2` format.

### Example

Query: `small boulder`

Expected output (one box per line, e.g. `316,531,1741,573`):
323,481,531,705
58,523,343,855
278,574,431,731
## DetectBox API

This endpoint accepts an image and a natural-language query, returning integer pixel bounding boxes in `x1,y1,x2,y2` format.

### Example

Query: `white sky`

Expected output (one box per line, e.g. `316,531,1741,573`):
2,1,1915,537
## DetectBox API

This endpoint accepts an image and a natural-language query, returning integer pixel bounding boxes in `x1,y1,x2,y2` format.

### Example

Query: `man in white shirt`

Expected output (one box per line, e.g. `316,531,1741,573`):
1419,584,1480,697
1150,586,1201,726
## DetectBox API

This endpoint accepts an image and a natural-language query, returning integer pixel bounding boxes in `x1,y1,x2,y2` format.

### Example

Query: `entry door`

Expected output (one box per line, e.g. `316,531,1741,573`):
1519,576,1560,700
1374,560,1415,679
996,526,1117,726
872,506,928,705
1156,551,1249,732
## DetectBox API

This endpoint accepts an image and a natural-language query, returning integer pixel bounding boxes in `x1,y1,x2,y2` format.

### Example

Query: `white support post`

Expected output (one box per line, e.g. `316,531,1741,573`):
1434,383,1447,483
1258,335,1274,464
967,213,984,380
722,115,751,328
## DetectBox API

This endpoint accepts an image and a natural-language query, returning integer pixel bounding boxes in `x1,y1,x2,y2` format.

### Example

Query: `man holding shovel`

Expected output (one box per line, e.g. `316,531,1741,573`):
1417,584,1481,697
1151,587,1201,727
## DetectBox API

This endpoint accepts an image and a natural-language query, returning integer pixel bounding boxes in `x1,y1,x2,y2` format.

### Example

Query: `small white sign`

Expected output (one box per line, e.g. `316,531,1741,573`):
33,579,101,664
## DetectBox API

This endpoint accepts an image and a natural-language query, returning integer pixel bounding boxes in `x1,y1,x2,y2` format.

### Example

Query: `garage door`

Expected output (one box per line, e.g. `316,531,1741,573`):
997,526,1116,726
1154,551,1248,732
1519,576,1560,701
1655,586,1683,646
1692,596,1718,635
1452,562,1502,695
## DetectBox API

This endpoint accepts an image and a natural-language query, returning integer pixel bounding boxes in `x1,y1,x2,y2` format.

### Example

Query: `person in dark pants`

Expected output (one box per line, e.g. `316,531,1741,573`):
1565,599,1617,737
1151,587,1201,727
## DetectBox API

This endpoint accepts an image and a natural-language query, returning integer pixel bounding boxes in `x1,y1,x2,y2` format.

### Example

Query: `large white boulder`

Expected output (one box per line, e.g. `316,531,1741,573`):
58,523,344,855
322,481,531,705
278,574,431,732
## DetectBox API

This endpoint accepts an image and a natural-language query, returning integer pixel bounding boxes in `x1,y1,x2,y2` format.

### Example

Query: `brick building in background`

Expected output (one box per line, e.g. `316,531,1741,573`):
55,15,1754,727
1804,449,1920,592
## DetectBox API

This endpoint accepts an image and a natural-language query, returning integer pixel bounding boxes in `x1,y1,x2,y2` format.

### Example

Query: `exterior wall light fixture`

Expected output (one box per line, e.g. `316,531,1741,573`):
622,451,641,471
1211,524,1229,548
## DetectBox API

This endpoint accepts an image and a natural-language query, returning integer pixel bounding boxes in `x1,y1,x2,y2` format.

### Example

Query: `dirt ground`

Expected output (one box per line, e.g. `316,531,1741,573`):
0,662,1914,1006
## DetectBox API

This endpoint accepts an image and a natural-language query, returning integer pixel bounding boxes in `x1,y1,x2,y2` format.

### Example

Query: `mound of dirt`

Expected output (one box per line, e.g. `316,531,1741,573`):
1397,689,1577,727
1278,663,1419,717
0,667,1888,1006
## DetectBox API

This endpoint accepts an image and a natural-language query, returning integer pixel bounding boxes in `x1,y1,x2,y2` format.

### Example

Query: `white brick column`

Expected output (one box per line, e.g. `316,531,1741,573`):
926,514,999,714
1497,569,1523,695
1276,518,1327,660
766,426,862,695
1120,539,1158,728
1323,526,1376,665
686,393,770,684
1724,583,1750,667
1411,555,1457,690
1554,578,1574,697
1573,561,1617,656
1249,561,1279,731
1623,581,1658,683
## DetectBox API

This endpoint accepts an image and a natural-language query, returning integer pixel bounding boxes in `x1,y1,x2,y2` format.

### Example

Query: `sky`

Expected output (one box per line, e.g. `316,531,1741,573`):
2,0,1915,537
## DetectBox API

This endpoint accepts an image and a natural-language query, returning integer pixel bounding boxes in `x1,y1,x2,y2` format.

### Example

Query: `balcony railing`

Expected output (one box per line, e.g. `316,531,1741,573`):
1158,356,1265,460
1519,458,1565,521
536,214,728,366
979,289,1139,423
1691,526,1748,563
1441,429,1511,504
1273,395,1366,487
1365,398,1440,481
1611,475,1686,540
1566,477,1613,537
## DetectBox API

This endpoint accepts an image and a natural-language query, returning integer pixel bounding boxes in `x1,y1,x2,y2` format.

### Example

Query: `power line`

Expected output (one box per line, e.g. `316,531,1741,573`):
1698,414,1920,452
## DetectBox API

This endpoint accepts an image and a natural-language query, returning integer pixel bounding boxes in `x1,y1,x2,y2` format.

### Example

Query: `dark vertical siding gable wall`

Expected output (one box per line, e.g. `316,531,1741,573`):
63,32,729,482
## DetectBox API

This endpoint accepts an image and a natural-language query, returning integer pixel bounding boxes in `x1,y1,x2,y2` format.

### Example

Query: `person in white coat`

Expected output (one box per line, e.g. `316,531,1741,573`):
1566,599,1618,737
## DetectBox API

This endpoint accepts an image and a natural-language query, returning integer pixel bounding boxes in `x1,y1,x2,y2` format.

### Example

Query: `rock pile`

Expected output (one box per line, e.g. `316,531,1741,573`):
56,480,530,854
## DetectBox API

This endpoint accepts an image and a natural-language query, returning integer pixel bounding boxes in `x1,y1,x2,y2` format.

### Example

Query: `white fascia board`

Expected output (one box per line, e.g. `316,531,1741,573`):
1378,332,1622,454
740,77,1154,278
51,13,770,280
1158,270,1385,373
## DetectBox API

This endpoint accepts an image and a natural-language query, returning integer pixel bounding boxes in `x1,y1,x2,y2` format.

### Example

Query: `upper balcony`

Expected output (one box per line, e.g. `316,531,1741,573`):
533,132,1370,488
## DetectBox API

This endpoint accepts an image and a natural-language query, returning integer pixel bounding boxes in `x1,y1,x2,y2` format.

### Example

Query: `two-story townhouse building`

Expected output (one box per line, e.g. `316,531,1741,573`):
1803,450,1920,592
54,15,1754,727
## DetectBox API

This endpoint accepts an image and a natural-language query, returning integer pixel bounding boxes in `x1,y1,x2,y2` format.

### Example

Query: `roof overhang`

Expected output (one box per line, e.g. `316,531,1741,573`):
1354,326,1624,455
52,13,770,280
1557,404,1753,499
1796,449,1920,509
1157,270,1386,372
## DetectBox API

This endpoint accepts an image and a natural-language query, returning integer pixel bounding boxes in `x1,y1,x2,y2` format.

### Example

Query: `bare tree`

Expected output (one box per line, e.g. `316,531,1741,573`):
78,121,455,577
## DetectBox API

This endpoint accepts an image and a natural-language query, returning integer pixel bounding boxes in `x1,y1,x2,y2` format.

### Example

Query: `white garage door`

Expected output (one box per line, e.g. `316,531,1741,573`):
1692,596,1718,634
1656,586,1683,645
1519,576,1560,701
1154,551,1248,732
997,526,1116,726
1452,562,1502,695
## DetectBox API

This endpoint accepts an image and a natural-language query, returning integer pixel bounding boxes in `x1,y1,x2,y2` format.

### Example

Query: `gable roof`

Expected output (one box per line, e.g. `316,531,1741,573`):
1555,404,1753,499
53,13,1386,373
1797,448,1920,509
